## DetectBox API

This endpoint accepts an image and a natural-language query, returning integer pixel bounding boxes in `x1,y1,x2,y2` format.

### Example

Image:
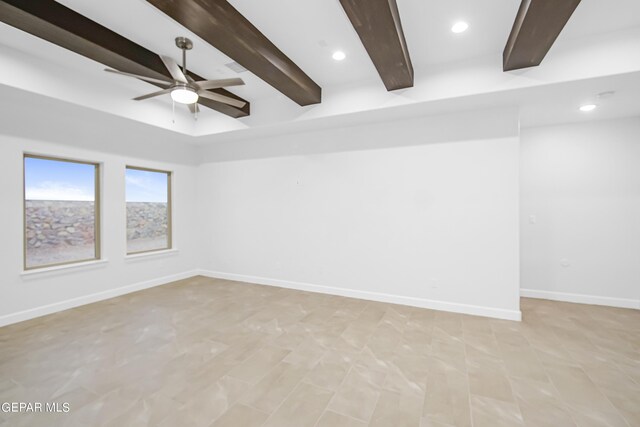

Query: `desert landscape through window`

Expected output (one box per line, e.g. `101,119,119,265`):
126,167,171,254
24,156,98,269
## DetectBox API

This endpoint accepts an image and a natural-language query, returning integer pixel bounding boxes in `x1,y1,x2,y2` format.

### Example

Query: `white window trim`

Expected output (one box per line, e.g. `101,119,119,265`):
124,248,179,262
21,259,109,278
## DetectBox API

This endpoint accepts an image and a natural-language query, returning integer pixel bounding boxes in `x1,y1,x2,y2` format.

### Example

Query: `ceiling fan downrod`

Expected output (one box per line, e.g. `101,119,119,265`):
175,36,193,75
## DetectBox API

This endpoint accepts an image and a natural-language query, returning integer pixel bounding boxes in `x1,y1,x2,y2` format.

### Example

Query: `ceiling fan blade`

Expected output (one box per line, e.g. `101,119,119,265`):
188,102,200,115
196,78,245,90
133,88,173,101
160,55,187,84
198,90,246,108
105,68,172,85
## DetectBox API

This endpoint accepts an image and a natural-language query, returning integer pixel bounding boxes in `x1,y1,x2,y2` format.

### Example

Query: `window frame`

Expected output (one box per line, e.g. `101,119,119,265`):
23,154,101,271
125,165,173,255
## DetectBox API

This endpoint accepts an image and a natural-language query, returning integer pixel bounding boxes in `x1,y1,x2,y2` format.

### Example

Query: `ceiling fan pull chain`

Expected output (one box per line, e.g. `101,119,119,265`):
172,99,175,124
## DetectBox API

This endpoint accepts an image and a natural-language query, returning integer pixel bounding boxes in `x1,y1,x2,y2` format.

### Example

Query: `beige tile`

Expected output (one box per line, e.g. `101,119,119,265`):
367,323,403,361
606,397,640,426
418,419,456,427
282,336,327,368
370,389,422,427
332,324,375,352
0,280,638,427
240,362,307,413
428,338,467,374
300,307,339,327
432,312,464,339
209,403,268,427
534,345,580,368
463,333,502,359
379,306,411,331
262,382,333,427
355,347,393,378
462,315,495,336
357,304,388,325
612,355,640,385
581,362,640,426
422,358,472,427
398,328,432,357
305,349,355,391
61,385,141,427
2,413,66,427
179,376,251,426
498,341,549,383
272,323,311,350
384,354,429,395
226,344,290,384
516,397,576,427
466,347,515,403
103,392,179,427
565,404,630,427
316,410,367,427
544,363,616,411
509,376,560,403
328,368,382,421
470,396,524,427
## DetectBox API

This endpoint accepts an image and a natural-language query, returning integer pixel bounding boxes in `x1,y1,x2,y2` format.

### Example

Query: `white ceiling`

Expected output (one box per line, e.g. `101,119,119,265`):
193,70,640,145
0,0,639,138
399,0,640,66
54,0,640,94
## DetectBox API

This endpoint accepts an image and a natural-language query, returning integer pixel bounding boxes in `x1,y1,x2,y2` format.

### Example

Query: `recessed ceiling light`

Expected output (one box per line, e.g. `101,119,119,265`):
579,104,597,112
332,51,346,61
451,21,469,34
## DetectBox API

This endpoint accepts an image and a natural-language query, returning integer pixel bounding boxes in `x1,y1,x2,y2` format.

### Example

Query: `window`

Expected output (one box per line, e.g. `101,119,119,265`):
23,155,100,270
126,167,172,254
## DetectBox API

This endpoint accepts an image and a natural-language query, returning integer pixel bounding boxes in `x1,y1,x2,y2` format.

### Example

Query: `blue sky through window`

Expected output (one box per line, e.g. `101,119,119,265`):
126,168,168,203
25,157,95,201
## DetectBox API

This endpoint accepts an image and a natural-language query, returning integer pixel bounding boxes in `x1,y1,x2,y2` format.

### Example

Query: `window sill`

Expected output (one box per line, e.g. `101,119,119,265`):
124,248,179,262
21,259,109,278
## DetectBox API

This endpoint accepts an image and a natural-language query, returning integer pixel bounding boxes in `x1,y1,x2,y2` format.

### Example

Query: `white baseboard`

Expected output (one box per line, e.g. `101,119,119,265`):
198,270,522,321
521,289,640,310
0,270,199,328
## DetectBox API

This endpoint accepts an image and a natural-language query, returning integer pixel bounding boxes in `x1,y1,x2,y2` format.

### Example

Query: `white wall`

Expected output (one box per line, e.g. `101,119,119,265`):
520,117,640,309
4,93,637,327
0,94,201,326
197,109,522,320
0,90,522,325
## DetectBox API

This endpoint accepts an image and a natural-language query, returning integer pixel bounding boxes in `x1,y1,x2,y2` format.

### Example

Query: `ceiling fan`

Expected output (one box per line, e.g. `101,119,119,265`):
105,37,245,117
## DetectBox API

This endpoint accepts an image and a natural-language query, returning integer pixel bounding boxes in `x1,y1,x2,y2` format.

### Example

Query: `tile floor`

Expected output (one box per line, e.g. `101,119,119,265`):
0,276,638,426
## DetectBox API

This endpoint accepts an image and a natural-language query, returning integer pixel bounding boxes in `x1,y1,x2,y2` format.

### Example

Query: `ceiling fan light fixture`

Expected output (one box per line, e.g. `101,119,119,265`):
171,86,198,104
106,37,243,115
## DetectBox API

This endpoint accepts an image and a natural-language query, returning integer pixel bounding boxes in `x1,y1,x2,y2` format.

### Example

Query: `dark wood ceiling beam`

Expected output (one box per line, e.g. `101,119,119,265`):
0,0,249,117
504,0,581,71
339,0,413,91
146,0,321,106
